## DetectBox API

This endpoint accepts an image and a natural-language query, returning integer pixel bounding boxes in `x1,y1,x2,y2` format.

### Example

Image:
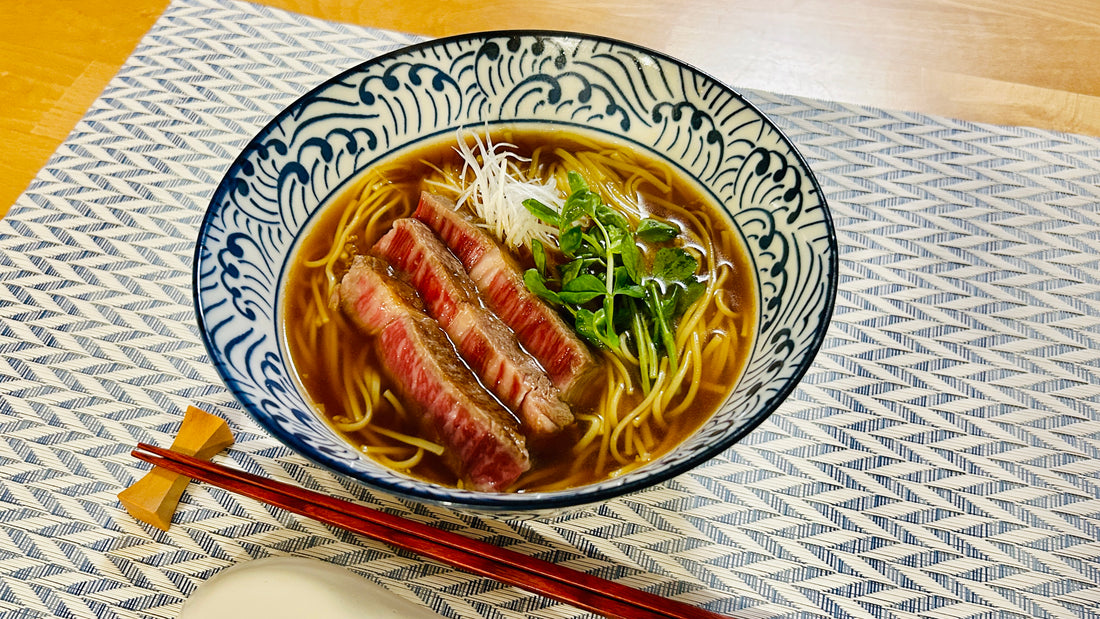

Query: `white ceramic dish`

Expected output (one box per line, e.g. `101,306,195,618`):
180,557,442,619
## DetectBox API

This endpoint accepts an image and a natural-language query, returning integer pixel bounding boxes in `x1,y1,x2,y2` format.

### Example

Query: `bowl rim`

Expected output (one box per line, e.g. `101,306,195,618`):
193,29,839,512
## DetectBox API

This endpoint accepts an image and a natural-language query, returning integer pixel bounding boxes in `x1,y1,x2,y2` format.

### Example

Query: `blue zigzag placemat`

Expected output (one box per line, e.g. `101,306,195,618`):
2,0,1099,617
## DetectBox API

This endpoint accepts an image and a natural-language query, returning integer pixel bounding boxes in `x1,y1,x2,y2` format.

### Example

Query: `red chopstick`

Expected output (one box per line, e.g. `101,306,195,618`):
131,443,733,619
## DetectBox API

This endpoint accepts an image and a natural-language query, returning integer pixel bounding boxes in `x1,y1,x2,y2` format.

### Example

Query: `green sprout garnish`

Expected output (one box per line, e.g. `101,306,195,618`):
522,172,704,393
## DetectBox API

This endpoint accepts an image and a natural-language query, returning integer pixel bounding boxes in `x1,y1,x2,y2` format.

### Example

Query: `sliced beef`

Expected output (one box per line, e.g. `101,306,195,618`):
413,192,598,397
371,219,479,325
337,255,529,491
373,219,573,436
337,255,425,336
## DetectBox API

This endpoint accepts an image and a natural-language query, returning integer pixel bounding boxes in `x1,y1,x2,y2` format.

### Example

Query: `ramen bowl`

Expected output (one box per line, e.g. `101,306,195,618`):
195,31,837,515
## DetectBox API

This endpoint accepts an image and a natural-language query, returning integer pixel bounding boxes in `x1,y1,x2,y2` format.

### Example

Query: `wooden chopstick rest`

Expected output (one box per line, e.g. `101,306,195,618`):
118,406,235,530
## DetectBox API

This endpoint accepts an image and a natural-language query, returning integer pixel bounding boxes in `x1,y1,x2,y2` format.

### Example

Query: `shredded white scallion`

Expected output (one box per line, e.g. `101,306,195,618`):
442,129,563,250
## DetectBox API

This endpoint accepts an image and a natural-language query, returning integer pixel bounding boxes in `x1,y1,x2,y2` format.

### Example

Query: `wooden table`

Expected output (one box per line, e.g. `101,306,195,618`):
4,0,1100,215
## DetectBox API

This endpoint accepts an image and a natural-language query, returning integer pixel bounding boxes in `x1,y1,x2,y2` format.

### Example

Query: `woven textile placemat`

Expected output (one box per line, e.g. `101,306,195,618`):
2,1,1099,617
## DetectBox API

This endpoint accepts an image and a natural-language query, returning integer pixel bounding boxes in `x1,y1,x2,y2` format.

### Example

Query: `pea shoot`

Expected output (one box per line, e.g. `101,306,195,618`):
522,172,704,393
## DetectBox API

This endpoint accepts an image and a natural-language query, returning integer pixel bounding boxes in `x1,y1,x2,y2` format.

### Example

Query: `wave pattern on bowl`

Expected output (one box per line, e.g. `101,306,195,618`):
196,31,837,512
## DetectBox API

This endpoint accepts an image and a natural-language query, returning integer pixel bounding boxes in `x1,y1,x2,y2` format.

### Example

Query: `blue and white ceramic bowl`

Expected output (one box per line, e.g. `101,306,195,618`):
195,32,837,514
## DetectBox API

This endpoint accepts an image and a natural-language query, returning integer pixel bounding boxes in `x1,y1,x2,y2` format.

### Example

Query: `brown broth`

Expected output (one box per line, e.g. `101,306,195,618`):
282,128,756,491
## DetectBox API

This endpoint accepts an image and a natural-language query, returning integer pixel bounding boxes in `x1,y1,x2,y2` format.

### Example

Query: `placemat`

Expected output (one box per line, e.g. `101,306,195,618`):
2,0,1099,617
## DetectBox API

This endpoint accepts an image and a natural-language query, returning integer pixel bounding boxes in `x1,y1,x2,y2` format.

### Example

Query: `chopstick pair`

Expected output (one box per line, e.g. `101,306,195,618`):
131,443,732,619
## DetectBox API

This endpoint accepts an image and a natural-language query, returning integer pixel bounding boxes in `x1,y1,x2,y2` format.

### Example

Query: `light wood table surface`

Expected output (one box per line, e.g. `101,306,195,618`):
4,1,1100,215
